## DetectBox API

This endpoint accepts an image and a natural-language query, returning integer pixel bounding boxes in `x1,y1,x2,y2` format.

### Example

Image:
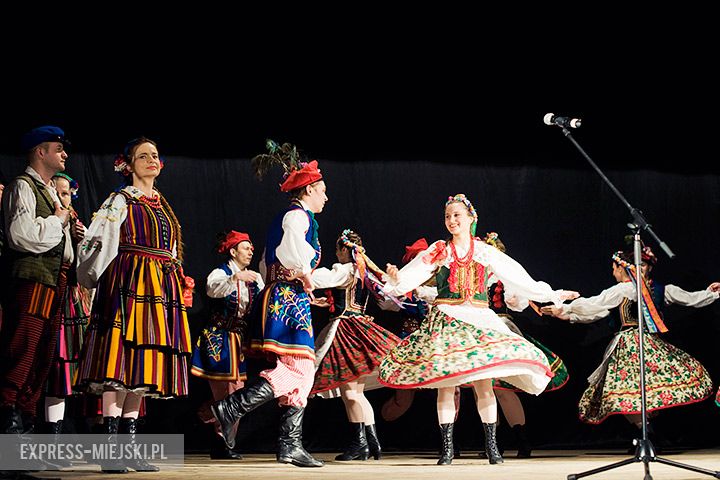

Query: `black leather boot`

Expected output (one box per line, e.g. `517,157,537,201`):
101,416,128,474
437,423,454,465
119,417,160,472
276,407,324,467
512,424,531,458
335,422,369,461
483,422,504,464
210,433,243,459
211,376,275,450
365,424,382,460
0,405,23,434
44,420,72,468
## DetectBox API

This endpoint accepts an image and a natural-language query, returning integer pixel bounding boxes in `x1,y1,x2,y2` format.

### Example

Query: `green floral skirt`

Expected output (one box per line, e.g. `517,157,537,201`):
579,329,713,424
378,306,552,393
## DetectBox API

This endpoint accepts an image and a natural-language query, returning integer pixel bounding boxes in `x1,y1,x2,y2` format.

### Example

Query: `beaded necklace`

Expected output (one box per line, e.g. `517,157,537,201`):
139,193,162,209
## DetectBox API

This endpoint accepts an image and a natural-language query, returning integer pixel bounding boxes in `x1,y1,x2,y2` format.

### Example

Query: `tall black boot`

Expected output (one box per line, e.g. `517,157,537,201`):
44,421,72,468
209,433,243,459
512,424,531,458
101,416,128,474
119,417,159,472
211,376,275,450
437,423,454,465
335,422,369,461
0,405,23,434
483,422,504,464
276,407,324,467
365,424,382,460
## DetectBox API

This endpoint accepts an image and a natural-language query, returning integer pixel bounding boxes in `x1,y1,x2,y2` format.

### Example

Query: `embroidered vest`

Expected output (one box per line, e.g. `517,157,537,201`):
208,263,260,334
619,281,666,328
435,261,490,306
264,203,321,281
330,275,370,316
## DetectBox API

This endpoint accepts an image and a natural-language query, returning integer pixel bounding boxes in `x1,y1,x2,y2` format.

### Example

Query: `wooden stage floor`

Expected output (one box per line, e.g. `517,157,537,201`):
32,449,720,480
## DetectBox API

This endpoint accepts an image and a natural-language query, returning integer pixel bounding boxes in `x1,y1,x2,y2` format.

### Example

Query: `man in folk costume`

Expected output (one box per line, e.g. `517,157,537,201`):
191,230,264,459
0,126,83,436
211,141,327,468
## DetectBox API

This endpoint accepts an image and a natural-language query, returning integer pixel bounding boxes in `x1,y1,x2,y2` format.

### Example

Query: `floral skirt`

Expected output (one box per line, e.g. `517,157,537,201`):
578,329,713,424
311,314,401,397
378,306,552,394
493,333,569,393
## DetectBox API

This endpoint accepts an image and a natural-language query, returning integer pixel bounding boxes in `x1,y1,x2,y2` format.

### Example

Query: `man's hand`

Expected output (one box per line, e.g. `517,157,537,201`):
54,202,70,226
233,270,261,283
71,219,86,241
386,264,399,283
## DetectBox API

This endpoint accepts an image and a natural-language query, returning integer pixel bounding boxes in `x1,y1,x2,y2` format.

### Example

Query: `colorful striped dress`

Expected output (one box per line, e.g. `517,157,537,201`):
76,186,191,397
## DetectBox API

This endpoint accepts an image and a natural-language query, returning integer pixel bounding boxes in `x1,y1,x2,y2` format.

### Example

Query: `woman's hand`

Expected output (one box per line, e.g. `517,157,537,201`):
540,305,571,320
558,290,580,301
310,296,330,308
386,263,399,283
708,282,720,292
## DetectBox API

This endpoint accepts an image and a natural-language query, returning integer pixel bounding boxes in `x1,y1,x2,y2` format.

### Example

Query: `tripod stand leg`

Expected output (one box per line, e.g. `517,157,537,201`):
567,457,637,480
655,457,720,478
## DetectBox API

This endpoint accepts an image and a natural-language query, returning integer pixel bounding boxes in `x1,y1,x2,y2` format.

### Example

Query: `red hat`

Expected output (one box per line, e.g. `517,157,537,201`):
403,238,429,264
218,230,252,254
280,160,323,192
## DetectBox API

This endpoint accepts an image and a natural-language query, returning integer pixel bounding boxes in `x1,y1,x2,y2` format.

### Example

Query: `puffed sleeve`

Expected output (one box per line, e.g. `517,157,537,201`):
276,209,317,275
206,267,236,299
76,193,128,288
560,282,635,324
664,284,719,308
312,263,355,289
3,178,64,253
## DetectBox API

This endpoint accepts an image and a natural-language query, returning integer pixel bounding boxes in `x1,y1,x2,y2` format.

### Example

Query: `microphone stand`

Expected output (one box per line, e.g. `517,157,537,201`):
550,124,720,480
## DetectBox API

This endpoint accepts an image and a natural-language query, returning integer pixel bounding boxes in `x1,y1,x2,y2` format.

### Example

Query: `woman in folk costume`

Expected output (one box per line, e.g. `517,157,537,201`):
379,194,578,465
211,140,326,468
41,173,90,461
542,248,718,430
310,229,401,461
482,231,569,459
76,137,192,473
191,230,263,459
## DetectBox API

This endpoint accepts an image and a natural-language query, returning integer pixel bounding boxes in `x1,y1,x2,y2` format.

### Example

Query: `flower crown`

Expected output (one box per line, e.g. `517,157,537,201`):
445,193,478,236
340,228,365,254
611,251,632,268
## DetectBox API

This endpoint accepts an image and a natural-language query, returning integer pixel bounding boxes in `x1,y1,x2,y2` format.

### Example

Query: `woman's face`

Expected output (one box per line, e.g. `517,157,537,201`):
130,142,161,181
444,202,473,237
54,177,72,208
335,244,352,263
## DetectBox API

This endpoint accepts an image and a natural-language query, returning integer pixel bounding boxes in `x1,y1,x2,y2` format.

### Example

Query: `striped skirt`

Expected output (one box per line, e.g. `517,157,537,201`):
75,251,191,397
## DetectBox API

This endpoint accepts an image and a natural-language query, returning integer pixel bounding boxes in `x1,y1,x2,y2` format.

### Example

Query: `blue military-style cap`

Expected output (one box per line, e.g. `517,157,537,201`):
20,125,70,151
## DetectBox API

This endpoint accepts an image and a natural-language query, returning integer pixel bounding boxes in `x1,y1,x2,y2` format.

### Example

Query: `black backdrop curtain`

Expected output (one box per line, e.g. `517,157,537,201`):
1,152,719,452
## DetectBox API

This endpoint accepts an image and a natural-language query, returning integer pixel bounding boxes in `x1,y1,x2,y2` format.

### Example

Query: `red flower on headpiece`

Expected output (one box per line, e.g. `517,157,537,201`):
403,238,429,264
280,160,323,192
218,230,252,254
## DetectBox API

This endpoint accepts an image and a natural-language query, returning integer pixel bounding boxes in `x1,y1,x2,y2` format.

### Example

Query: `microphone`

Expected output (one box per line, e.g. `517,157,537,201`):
543,113,582,129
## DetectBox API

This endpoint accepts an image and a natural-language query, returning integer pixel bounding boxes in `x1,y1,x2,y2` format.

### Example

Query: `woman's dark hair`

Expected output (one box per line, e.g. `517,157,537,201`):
337,230,363,250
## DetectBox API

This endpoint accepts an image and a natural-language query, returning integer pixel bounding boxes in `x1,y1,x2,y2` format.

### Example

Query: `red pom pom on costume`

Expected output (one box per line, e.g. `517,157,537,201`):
403,238,429,264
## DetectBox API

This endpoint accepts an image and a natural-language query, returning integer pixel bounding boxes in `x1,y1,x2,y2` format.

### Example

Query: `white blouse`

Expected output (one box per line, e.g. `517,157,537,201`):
273,200,318,277
560,281,720,324
383,238,564,330
311,262,355,290
3,167,73,262
206,260,265,316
